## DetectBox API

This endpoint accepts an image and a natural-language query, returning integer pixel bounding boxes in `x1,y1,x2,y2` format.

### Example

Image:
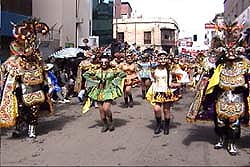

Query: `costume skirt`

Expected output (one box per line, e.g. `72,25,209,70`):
146,85,179,105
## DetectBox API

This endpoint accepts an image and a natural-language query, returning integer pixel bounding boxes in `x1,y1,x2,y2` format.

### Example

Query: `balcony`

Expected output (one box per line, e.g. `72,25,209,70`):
161,40,176,46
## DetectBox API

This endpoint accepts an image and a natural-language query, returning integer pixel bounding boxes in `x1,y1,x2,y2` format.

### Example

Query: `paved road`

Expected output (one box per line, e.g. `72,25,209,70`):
1,88,250,166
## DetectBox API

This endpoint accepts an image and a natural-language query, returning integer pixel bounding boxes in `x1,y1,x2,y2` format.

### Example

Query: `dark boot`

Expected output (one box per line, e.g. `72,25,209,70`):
227,140,237,156
154,117,162,134
107,115,115,131
101,118,109,133
142,90,146,99
128,95,133,108
124,97,129,108
163,119,170,135
214,136,224,149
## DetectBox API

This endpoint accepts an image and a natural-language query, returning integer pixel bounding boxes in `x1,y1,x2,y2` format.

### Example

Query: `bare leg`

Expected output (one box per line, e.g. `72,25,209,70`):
125,85,133,107
103,101,114,131
98,102,109,133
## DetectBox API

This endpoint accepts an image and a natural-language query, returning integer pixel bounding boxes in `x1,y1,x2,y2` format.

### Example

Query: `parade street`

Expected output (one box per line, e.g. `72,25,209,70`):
1,88,250,166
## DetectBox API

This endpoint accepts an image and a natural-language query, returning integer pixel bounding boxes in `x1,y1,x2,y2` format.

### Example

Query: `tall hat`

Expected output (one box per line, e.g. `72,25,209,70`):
11,17,49,42
157,50,169,57
10,17,49,57
44,63,54,71
125,50,137,60
157,51,173,60
141,52,150,60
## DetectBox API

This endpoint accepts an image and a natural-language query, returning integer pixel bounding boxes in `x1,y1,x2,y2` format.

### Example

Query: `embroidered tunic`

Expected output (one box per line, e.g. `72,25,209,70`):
216,61,248,119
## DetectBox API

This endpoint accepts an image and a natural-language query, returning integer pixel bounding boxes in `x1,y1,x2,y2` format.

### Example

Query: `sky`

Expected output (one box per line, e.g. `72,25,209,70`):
121,0,224,46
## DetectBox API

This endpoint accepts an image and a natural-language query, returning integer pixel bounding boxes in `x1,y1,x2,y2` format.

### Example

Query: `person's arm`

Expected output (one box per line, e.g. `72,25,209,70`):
150,68,156,82
82,70,99,88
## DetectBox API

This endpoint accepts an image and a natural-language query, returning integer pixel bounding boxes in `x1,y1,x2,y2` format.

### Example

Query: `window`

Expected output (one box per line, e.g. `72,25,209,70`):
165,35,169,40
144,31,151,44
117,32,124,42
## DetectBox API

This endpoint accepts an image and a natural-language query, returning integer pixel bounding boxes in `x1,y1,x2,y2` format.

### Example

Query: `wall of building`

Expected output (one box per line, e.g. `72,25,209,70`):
235,6,250,32
224,0,250,43
224,0,250,23
120,2,132,19
77,0,92,46
92,0,113,46
33,0,91,49
114,17,179,51
113,0,121,19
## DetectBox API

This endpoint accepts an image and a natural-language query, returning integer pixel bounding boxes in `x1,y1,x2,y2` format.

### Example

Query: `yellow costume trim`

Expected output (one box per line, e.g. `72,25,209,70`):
81,78,125,114
119,78,125,91
205,64,222,95
145,85,156,106
82,98,92,114
247,96,250,127
186,87,205,121
0,71,18,127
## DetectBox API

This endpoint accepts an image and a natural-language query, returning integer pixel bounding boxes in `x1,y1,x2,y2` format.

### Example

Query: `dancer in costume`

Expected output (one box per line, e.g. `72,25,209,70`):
75,48,102,108
110,51,125,69
146,52,180,135
121,51,140,107
137,53,155,99
74,50,95,103
0,18,53,138
82,53,126,132
172,63,190,93
46,63,70,104
169,56,184,99
187,22,250,156
186,51,219,121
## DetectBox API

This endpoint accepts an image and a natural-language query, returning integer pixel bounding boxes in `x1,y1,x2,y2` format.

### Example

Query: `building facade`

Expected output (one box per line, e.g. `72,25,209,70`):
33,0,92,52
120,2,132,19
92,0,113,46
224,0,250,31
224,0,250,23
113,17,179,53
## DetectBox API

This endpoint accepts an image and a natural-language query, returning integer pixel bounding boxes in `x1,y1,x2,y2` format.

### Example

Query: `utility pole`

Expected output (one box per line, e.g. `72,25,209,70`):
115,0,118,39
134,10,137,45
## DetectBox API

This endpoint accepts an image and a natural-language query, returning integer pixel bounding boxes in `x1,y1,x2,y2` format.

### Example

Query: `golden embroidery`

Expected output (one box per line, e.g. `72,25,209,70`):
22,90,45,106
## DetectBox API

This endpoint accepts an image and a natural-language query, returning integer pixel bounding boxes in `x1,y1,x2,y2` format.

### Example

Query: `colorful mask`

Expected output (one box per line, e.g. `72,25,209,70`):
215,22,245,60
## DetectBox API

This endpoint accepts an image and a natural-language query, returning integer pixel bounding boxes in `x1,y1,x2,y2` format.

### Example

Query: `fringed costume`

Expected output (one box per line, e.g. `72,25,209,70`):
0,18,53,138
186,22,250,156
146,52,180,135
137,53,156,99
82,53,126,132
121,52,140,107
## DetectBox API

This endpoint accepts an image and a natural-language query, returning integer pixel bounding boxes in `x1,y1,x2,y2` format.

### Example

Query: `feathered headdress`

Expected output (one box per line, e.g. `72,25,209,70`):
10,17,49,57
213,22,245,60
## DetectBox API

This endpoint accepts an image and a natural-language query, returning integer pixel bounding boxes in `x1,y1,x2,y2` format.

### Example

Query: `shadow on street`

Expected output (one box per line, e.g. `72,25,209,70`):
37,115,78,136
88,118,130,129
182,125,215,146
